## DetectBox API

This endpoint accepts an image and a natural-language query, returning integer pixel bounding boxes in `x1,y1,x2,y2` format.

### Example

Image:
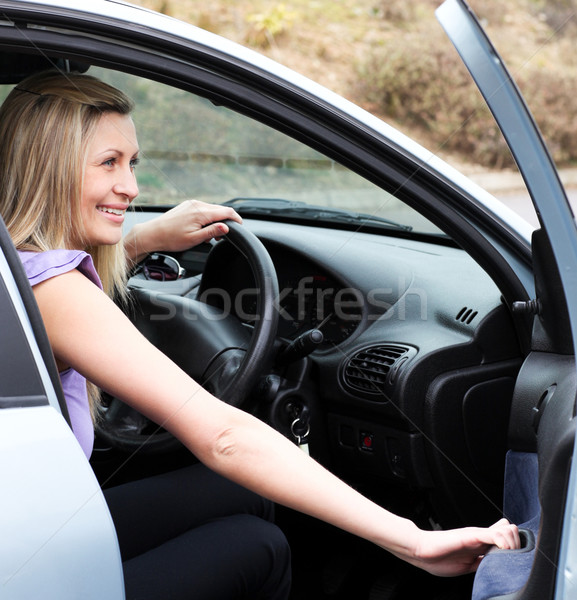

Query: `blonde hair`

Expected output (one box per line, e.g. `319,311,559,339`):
0,70,135,417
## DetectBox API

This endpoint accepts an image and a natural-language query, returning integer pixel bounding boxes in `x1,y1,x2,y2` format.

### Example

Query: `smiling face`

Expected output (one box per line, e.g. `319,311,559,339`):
78,112,139,248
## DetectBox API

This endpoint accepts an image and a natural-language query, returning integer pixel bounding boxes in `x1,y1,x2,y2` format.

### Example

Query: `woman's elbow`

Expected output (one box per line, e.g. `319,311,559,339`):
197,427,241,468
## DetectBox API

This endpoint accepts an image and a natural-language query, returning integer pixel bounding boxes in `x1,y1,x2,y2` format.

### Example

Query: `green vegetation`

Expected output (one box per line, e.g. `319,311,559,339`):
357,0,577,168
245,4,298,48
132,0,577,169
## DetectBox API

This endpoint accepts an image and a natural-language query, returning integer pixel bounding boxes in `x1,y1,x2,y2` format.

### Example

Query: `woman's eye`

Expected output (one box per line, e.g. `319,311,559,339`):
130,157,140,170
102,158,116,167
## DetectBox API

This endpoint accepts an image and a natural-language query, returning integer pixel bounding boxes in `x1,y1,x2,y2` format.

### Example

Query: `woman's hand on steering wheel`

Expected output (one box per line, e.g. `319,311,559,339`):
124,200,243,264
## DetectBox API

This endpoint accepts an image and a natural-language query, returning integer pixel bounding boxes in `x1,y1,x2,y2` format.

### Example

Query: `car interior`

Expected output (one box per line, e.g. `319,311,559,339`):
1,5,575,598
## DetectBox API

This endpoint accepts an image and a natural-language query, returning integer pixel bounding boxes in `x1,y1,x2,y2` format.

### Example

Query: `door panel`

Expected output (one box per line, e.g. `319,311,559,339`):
0,223,125,598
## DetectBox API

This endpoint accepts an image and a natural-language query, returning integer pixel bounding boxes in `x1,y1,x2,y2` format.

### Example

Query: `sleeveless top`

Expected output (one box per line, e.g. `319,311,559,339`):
18,249,102,459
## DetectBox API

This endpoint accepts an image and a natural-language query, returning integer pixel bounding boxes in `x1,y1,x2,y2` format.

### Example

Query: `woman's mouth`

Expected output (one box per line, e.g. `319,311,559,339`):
97,206,126,216
96,205,127,225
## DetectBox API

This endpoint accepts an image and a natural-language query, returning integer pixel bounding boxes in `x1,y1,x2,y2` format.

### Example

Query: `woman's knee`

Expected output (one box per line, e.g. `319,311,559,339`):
232,515,292,600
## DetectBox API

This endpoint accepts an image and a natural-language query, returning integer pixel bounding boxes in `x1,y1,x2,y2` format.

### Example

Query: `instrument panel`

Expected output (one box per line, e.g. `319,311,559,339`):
202,242,364,349
235,271,362,348
274,274,362,345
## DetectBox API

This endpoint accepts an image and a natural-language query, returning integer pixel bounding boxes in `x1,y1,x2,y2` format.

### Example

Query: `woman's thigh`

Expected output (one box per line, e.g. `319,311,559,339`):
104,462,276,560
122,513,292,600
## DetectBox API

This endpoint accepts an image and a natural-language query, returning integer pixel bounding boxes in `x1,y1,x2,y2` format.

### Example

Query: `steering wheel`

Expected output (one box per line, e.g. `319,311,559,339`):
95,220,279,454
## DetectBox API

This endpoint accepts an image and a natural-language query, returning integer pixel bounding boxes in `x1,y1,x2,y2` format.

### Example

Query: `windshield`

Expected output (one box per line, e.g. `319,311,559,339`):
90,68,443,235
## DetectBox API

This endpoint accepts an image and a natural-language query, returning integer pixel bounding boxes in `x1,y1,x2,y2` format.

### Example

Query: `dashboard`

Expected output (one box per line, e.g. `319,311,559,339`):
197,241,364,348
129,218,524,528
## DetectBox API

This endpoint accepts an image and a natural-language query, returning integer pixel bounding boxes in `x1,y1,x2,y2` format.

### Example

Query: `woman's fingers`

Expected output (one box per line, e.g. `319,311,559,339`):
489,518,521,550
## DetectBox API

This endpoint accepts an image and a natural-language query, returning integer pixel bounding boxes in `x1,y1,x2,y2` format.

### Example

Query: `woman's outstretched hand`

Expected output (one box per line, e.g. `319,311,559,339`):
404,518,520,577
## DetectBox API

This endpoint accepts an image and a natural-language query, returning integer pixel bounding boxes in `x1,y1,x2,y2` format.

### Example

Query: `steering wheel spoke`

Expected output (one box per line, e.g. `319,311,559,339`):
95,221,279,454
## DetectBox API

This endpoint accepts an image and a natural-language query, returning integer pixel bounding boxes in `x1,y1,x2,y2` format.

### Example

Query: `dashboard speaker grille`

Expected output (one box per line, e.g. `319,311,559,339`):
456,306,478,324
342,344,413,398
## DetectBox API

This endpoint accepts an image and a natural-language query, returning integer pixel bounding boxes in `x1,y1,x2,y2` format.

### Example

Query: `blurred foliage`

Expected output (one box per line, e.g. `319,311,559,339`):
245,4,297,48
357,26,514,168
131,0,577,170
356,0,577,168
529,0,577,34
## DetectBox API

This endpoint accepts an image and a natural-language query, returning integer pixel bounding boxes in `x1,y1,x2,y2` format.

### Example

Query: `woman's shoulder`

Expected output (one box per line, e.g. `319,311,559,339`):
18,249,102,289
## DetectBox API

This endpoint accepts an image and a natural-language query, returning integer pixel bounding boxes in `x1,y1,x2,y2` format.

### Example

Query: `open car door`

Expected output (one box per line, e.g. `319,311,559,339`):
0,219,124,598
437,1,577,599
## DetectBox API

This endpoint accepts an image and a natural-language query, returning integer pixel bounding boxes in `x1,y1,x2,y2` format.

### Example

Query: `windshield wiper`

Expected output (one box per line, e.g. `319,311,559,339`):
222,197,413,232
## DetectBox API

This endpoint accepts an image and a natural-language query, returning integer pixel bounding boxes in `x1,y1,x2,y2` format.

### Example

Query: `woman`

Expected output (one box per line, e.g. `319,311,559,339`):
0,70,519,599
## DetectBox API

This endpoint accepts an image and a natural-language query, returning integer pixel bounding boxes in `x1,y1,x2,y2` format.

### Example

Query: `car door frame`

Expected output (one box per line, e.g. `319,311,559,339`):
437,1,577,599
0,219,125,598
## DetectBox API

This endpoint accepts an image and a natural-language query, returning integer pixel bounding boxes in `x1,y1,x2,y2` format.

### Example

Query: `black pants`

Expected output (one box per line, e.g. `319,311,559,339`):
104,463,292,600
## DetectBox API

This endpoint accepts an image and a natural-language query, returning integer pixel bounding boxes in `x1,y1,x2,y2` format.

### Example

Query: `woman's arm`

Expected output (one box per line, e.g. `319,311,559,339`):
124,200,242,265
32,269,520,576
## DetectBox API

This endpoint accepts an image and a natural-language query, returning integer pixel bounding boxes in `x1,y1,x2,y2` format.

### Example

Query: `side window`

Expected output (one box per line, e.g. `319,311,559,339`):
0,271,45,404
0,226,63,413
93,68,442,235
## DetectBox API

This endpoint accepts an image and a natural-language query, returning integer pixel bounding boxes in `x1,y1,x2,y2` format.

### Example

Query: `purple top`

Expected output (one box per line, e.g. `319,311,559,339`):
18,249,102,459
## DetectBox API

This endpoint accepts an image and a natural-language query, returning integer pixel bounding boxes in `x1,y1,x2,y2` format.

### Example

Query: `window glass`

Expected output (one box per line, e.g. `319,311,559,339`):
93,69,445,234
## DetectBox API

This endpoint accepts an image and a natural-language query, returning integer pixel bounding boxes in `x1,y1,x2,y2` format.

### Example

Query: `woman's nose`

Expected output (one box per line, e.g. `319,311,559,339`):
114,166,139,201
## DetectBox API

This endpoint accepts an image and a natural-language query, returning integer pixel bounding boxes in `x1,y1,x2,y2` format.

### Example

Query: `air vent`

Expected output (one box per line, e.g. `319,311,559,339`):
456,306,478,325
342,344,415,400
